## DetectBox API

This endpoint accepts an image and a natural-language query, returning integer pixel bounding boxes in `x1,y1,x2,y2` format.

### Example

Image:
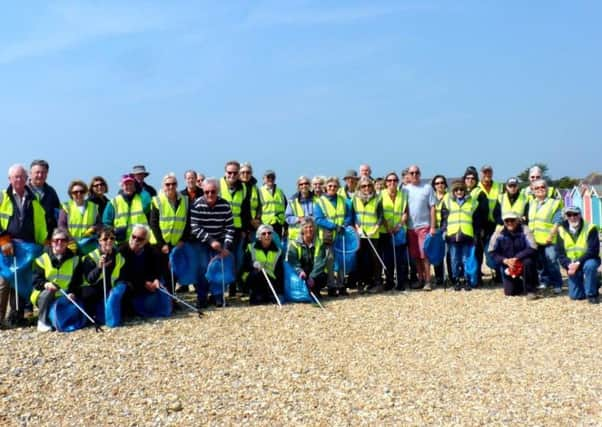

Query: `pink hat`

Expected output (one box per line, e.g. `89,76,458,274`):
121,174,135,185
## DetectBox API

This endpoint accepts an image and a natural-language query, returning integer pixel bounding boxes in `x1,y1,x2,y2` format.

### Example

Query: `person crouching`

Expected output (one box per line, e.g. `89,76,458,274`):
243,225,284,305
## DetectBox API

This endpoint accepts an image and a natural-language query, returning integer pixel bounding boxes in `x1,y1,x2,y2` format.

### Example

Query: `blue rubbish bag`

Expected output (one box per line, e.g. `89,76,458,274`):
0,240,43,299
333,226,359,274
484,235,499,269
424,231,445,265
105,283,127,328
170,243,200,286
131,287,172,318
48,296,87,332
464,245,479,286
283,262,311,303
76,237,98,256
393,228,407,246
205,254,236,296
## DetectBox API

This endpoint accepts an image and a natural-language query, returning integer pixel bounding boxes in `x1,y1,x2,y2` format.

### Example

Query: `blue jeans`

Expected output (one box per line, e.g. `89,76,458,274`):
448,242,473,285
567,258,601,300
536,244,563,289
194,244,214,301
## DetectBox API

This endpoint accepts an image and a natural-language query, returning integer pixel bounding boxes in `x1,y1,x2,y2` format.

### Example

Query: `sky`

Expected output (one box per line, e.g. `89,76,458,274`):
1,1,600,197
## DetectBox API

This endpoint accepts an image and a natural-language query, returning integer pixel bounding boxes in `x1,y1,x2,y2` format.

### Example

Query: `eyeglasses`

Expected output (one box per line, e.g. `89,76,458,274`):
226,170,238,175
503,218,518,223
360,184,371,188
261,231,272,236
52,238,68,243
240,170,250,175
507,184,518,188
71,190,85,195
299,182,310,186
326,184,338,188
530,176,541,180
409,171,420,175
434,181,445,185
92,183,106,188
533,186,546,190
100,237,115,241
566,212,580,217
130,235,145,242
204,190,217,195
164,183,177,187
386,178,399,183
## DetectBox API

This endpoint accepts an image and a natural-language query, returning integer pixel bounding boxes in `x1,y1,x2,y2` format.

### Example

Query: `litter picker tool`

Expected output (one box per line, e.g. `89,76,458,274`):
57,288,103,332
261,268,282,308
157,286,203,317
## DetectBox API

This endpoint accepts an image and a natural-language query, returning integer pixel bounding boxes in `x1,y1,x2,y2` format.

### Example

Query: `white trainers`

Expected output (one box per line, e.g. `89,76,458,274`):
37,321,52,332
553,287,563,295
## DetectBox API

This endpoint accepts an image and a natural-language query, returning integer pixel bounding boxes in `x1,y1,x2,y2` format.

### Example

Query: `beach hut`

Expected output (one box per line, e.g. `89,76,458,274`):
582,186,593,223
569,186,584,212
559,189,572,209
590,185,602,227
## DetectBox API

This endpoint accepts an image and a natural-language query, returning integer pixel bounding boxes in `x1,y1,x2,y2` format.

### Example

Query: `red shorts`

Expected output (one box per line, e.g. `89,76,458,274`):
408,226,429,260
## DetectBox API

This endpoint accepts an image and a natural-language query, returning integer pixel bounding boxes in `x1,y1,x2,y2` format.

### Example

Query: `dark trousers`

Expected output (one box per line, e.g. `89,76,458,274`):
502,257,538,295
379,234,408,289
246,270,283,305
357,238,382,288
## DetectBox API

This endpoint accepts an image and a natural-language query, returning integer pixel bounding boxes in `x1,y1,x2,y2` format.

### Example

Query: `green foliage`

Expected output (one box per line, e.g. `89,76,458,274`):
551,176,580,189
517,163,550,184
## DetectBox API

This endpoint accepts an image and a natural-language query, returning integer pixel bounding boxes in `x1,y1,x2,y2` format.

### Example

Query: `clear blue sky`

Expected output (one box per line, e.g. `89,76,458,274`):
1,1,600,197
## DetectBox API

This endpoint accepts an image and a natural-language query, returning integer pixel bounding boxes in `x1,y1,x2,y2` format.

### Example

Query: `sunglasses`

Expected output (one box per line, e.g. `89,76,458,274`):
226,171,238,175
100,237,116,241
386,178,399,183
92,183,106,188
240,170,250,174
409,171,420,175
130,235,145,242
434,181,445,185
52,238,68,243
261,231,272,236
164,183,177,187
566,212,580,217
299,182,310,186
204,190,217,195
360,184,371,188
71,190,85,195
530,176,541,180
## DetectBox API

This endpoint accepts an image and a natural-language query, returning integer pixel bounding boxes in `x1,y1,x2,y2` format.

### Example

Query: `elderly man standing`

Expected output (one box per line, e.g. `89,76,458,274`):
488,211,538,298
527,179,563,294
0,164,49,326
218,160,251,296
522,165,561,202
497,177,528,221
557,206,601,304
339,170,359,200
404,165,436,289
103,174,150,244
28,159,61,233
131,165,157,198
190,178,235,307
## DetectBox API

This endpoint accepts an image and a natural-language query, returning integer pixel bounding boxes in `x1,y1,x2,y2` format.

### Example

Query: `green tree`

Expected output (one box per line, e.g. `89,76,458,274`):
552,176,579,189
517,163,551,185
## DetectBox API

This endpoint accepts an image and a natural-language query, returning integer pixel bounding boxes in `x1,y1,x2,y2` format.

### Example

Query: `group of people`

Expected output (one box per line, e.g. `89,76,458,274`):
0,160,600,332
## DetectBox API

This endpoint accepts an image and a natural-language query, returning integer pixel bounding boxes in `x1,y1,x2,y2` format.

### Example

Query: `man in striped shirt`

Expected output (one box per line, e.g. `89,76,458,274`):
190,178,235,307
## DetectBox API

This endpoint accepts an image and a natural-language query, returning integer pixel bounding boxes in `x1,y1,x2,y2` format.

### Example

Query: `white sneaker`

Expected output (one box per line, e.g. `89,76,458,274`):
37,321,52,332
553,287,563,295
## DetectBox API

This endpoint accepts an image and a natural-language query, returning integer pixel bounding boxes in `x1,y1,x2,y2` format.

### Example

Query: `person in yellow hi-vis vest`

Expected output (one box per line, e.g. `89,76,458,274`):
149,173,189,296
258,170,287,238
285,176,315,242
440,180,481,291
58,180,102,252
557,206,600,303
351,176,383,294
526,179,563,294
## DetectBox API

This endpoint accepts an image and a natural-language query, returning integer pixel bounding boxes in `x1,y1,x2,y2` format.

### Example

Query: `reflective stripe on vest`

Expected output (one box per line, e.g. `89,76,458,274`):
249,185,259,219
499,193,527,220
352,196,380,237
288,197,318,240
479,182,502,222
259,186,286,225
317,195,346,241
558,222,597,261
291,240,322,268
85,249,125,286
435,193,447,228
113,194,147,241
0,190,47,245
528,198,561,245
380,190,407,233
151,194,188,245
31,253,79,305
445,195,476,238
248,244,281,279
219,178,246,228
62,200,98,239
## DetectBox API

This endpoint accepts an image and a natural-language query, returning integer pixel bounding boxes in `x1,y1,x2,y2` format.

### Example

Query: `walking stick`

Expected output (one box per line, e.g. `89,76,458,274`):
157,286,203,317
261,268,282,308
102,263,108,309
57,288,103,332
220,257,226,308
391,234,398,287
362,230,387,272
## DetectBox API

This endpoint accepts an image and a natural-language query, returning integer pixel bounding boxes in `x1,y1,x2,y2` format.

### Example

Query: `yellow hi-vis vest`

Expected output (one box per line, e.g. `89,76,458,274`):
290,239,322,271
150,194,188,245
287,196,319,241
558,222,597,261
352,195,380,238
444,194,477,239
30,253,79,306
499,192,527,220
83,249,125,287
219,178,246,229
379,190,407,233
528,198,561,245
435,193,447,228
317,195,346,241
479,182,502,222
0,190,48,245
112,194,148,241
259,186,286,226
248,244,281,279
248,185,259,220
62,200,98,239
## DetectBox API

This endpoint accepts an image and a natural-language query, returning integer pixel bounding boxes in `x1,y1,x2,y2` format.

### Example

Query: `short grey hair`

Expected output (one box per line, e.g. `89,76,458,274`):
256,224,274,240
162,172,177,185
325,176,340,187
51,227,70,241
531,179,547,189
131,224,151,242
202,178,218,190
529,166,543,178
8,164,27,178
